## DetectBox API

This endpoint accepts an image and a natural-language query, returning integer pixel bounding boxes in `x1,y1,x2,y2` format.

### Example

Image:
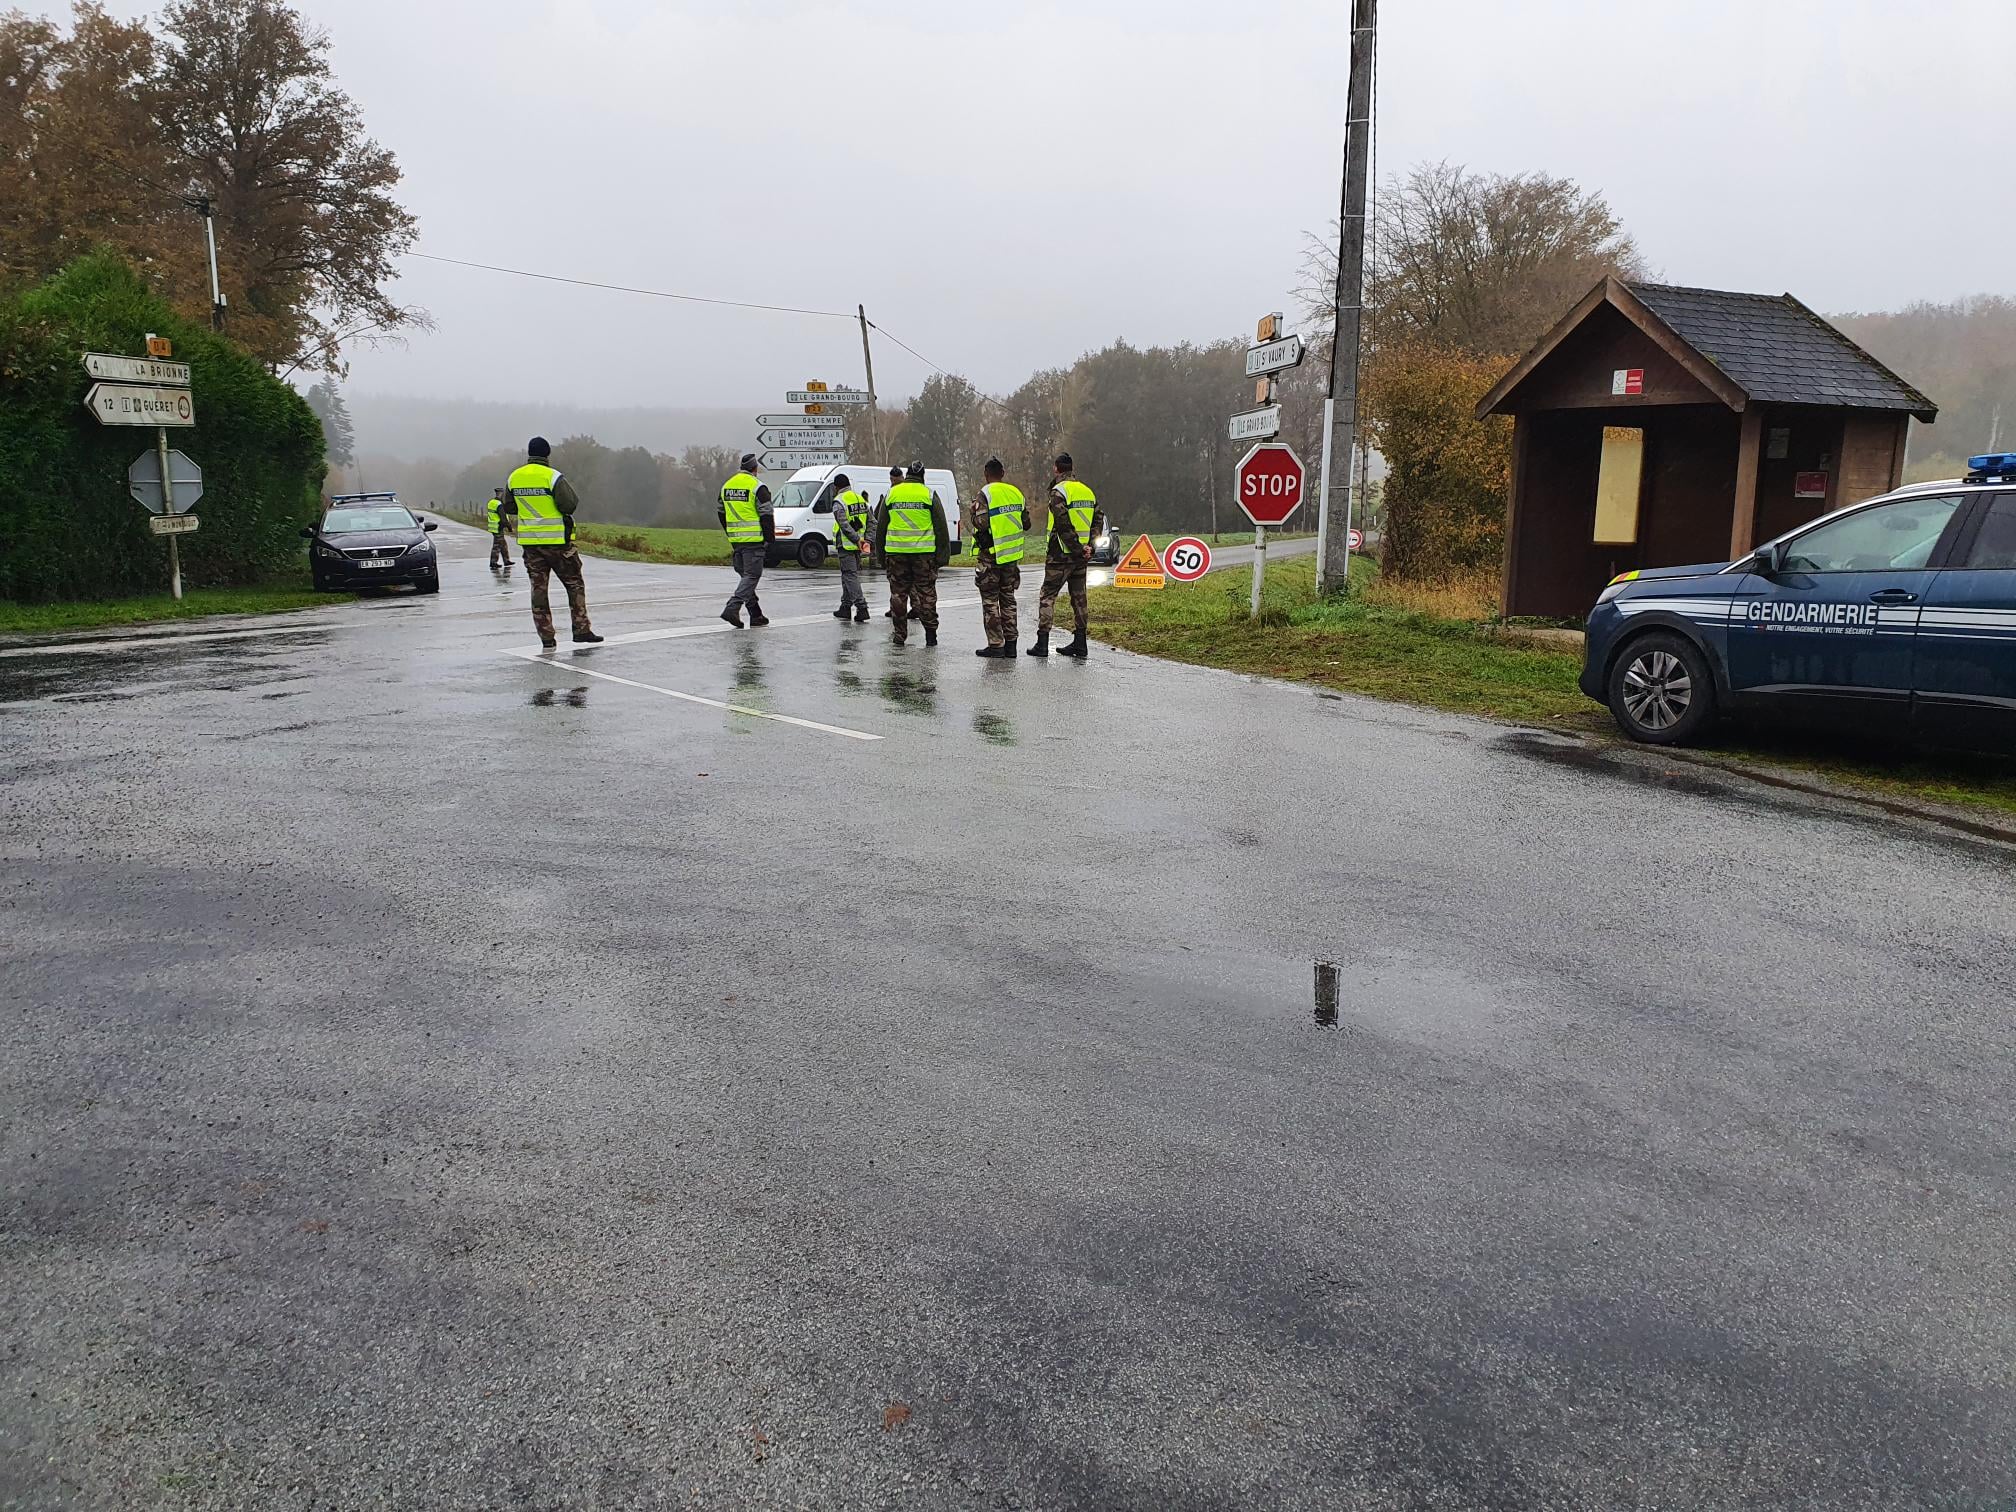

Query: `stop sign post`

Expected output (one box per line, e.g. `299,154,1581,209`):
1234,442,1306,614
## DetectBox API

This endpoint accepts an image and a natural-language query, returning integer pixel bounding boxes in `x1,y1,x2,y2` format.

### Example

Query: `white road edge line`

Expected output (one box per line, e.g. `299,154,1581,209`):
506,597,983,656
506,649,882,741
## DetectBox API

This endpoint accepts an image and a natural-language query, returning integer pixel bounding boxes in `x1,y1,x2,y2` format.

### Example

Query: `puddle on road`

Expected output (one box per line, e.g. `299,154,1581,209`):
1314,960,1340,1028
880,671,938,717
972,710,1016,746
530,686,589,708
1495,730,1751,803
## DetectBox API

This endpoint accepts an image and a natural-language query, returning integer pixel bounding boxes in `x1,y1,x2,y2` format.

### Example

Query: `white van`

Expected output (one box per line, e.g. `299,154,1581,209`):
767,463,963,568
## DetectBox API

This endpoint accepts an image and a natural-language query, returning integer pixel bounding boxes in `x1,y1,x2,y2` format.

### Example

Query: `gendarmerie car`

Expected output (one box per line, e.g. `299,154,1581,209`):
305,493,440,594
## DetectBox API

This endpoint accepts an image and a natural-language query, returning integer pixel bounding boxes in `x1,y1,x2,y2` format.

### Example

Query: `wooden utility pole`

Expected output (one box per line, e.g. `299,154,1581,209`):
1316,0,1376,596
858,305,882,460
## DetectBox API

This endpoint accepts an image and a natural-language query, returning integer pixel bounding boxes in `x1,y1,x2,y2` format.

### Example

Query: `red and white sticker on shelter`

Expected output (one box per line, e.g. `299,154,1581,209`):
1163,536,1212,582
1611,368,1644,396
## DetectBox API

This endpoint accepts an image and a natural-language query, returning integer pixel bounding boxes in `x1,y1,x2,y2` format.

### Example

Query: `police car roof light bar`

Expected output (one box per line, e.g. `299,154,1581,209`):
1965,453,2016,482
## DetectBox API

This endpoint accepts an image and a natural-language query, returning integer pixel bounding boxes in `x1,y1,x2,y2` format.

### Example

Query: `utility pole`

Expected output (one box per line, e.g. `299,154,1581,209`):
858,305,882,461
194,195,226,331
1315,0,1376,597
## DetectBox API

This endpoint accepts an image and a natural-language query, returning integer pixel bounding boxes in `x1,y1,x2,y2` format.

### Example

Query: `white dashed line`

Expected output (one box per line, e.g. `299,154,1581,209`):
505,650,883,741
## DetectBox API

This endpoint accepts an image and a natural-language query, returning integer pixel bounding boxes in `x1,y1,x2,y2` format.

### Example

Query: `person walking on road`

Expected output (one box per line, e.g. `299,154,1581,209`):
1029,452,1101,659
719,453,774,629
880,465,907,620
486,487,513,571
971,457,1026,658
503,437,602,649
875,461,949,647
830,473,871,623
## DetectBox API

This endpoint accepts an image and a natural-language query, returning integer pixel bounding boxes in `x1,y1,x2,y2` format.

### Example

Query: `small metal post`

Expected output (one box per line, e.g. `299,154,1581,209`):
200,197,225,331
1250,525,1267,616
157,425,181,599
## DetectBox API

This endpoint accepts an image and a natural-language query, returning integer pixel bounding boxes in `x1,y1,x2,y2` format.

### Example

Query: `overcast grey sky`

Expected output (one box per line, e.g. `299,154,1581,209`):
61,0,2016,406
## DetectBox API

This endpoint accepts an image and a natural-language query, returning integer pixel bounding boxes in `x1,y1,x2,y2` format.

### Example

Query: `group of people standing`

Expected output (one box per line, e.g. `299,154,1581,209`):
715,451,1105,658
485,436,1103,659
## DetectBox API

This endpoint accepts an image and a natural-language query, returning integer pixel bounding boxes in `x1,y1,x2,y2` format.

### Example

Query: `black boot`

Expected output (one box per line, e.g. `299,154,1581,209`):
720,610,744,628
854,606,870,623
976,644,1007,658
573,630,605,644
1059,632,1088,658
833,606,850,620
924,626,938,647
1025,632,1050,658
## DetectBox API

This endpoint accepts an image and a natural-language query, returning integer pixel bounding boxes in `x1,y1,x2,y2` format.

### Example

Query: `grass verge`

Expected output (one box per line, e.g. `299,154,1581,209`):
1091,555,2016,822
0,573,350,634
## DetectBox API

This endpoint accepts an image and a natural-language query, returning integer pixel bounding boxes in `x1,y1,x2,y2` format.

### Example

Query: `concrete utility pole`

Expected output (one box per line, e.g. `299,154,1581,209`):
195,195,226,331
858,305,882,460
1316,0,1376,597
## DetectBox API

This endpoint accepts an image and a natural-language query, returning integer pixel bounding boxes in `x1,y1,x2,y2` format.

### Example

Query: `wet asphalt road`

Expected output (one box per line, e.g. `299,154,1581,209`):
3,522,2014,1510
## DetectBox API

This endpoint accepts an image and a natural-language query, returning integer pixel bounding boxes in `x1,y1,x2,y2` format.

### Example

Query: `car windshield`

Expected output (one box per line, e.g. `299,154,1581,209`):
774,480,827,510
322,506,415,533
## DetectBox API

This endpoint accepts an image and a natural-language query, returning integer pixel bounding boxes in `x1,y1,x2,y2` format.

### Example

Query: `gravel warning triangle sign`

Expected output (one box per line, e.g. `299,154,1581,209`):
1114,534,1165,589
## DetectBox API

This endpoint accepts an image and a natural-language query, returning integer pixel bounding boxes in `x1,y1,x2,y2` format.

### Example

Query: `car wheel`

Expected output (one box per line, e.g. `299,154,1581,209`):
796,537,827,570
416,576,440,595
1607,630,1716,746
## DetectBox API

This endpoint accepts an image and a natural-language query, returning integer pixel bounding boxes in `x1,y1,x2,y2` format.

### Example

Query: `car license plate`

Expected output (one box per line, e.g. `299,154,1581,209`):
358,559,395,568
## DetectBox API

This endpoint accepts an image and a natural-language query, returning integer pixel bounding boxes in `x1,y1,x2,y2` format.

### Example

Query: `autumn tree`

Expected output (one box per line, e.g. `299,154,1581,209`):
1362,345,1515,581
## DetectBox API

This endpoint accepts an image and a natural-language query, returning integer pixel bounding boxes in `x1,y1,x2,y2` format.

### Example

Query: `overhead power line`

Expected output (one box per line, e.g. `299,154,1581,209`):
406,251,858,322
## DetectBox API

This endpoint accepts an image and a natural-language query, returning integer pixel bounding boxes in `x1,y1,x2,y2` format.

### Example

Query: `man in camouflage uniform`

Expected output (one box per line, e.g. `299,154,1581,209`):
486,487,513,571
969,457,1026,658
873,461,950,647
1029,452,1102,658
501,436,602,649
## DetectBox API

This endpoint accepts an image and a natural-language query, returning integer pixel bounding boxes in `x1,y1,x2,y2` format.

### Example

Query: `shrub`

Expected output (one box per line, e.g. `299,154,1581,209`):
0,252,324,602
1362,344,1515,583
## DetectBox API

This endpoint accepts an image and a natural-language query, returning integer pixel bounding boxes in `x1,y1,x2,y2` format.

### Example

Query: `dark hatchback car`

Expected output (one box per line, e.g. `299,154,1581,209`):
305,494,440,593
1089,518,1120,565
1582,454,2016,752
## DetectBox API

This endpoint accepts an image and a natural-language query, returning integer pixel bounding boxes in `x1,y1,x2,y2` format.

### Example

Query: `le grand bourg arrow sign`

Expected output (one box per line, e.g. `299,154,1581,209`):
785,388,870,406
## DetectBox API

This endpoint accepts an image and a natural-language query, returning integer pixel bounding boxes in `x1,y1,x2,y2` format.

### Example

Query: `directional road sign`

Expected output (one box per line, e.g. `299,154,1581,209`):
128,448,204,513
760,448,846,471
1228,404,1282,441
1114,535,1165,589
754,413,844,429
786,388,870,406
1163,536,1212,582
148,512,200,536
1244,335,1304,378
87,383,194,427
84,351,192,386
759,427,848,450
1234,442,1307,528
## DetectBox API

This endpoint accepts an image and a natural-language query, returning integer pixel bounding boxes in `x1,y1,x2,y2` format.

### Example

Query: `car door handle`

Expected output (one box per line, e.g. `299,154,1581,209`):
1868,589,1919,604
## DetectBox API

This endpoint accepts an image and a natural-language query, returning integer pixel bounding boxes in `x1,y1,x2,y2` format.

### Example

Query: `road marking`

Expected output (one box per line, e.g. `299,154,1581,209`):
506,650,882,741
0,623,335,658
506,597,982,656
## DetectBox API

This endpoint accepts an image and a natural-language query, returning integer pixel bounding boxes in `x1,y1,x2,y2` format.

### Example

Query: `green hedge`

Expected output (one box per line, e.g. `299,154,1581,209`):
0,252,325,602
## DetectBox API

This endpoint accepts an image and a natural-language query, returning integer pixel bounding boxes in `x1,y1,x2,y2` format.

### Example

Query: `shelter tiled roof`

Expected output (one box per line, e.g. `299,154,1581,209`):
1626,282,1935,418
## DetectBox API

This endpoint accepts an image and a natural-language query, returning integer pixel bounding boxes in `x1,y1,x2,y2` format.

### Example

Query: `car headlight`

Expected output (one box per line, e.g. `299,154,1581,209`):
406,540,434,557
314,541,343,560
1595,569,1640,606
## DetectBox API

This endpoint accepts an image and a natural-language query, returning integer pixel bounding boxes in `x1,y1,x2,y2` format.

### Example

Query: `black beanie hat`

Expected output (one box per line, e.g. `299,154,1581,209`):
527,436,551,457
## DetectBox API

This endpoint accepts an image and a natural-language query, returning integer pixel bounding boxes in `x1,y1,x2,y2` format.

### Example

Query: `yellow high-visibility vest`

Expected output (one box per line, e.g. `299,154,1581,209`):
835,490,870,553
884,480,936,554
485,495,503,534
1055,479,1097,545
980,482,1026,565
508,462,567,547
721,471,763,545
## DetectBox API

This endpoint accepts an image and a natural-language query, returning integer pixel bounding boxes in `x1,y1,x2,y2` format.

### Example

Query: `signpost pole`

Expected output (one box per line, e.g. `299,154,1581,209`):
858,305,881,461
1317,0,1376,597
1313,395,1336,587
1250,525,1267,616
157,424,181,599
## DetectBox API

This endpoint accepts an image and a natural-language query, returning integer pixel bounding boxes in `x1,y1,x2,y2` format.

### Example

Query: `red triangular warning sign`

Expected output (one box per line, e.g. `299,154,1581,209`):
1114,534,1166,588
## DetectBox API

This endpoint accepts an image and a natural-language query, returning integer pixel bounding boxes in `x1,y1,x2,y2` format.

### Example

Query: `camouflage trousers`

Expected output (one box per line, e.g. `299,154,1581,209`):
488,531,512,568
1036,555,1088,635
884,557,939,640
523,545,592,641
975,562,1021,647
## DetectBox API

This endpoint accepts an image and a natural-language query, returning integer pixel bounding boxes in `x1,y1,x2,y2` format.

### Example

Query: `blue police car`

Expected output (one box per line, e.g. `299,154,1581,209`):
1582,453,2016,750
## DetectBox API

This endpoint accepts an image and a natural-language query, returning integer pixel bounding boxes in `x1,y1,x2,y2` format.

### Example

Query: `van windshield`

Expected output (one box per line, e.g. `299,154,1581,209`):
774,480,829,510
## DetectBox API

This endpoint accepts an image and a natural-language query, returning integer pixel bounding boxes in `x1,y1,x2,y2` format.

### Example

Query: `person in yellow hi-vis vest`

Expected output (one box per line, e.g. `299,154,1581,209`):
1030,452,1103,658
486,487,513,571
969,457,1026,657
501,436,602,649
873,461,950,647
718,452,774,629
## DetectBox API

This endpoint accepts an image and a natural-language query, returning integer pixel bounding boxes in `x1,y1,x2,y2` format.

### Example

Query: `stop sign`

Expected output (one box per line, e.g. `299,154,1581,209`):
1234,442,1306,527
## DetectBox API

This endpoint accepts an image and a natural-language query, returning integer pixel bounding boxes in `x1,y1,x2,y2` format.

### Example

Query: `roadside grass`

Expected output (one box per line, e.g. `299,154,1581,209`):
1092,555,2016,822
0,572,349,634
1360,566,1500,621
570,523,731,566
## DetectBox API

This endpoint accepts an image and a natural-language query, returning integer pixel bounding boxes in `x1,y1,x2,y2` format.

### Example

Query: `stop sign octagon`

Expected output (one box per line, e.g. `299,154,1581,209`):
1234,442,1306,527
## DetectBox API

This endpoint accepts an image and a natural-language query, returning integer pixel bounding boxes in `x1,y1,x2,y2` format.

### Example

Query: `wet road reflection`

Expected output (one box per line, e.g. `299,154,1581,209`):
1314,960,1340,1028
880,670,938,717
530,686,589,708
972,710,1016,746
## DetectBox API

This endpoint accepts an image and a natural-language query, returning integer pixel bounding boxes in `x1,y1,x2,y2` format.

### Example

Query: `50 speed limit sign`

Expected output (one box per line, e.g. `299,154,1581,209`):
1163,536,1212,582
